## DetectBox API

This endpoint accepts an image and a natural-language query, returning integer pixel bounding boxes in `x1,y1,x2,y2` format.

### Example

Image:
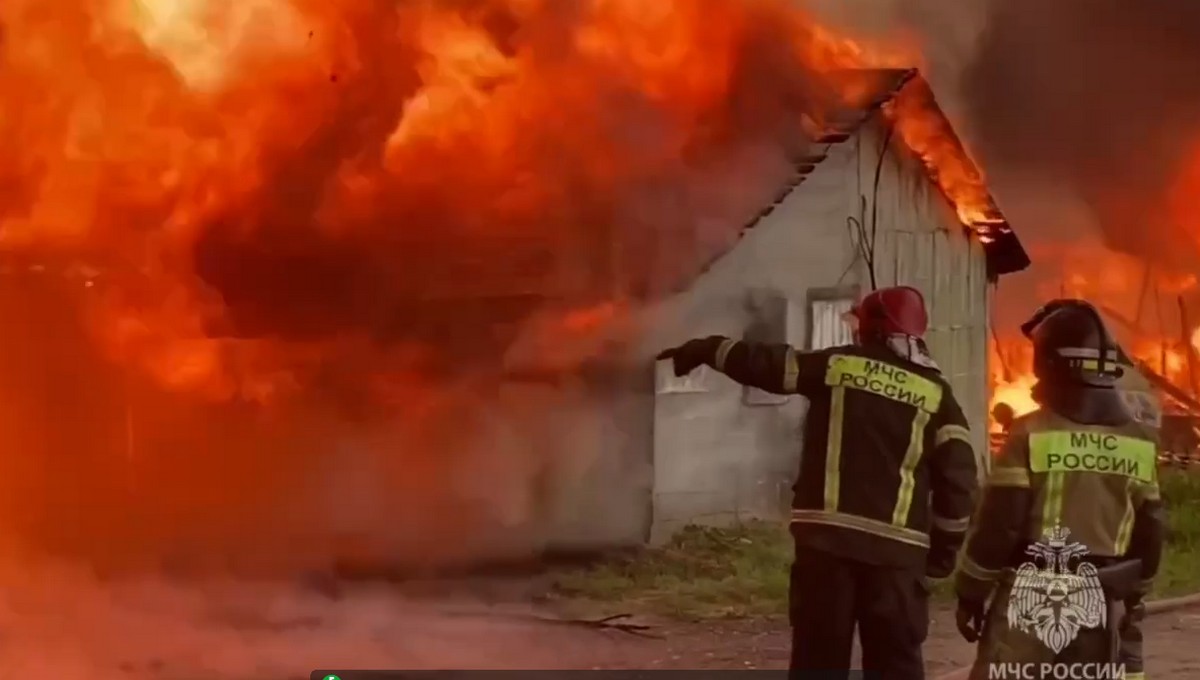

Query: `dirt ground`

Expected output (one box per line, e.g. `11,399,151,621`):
4,573,1196,679
570,603,1200,678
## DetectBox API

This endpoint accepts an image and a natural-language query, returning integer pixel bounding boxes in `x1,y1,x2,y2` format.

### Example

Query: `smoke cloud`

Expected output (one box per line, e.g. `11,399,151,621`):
960,0,1200,265
0,562,631,680
0,0,886,574
813,0,1200,328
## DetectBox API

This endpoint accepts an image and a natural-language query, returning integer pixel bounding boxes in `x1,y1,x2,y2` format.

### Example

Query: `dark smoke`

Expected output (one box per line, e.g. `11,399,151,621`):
184,0,833,363
0,0,863,574
961,0,1200,266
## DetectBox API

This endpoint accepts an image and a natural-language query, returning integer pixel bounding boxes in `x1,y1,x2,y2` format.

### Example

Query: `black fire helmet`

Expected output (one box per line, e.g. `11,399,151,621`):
1020,299,1128,389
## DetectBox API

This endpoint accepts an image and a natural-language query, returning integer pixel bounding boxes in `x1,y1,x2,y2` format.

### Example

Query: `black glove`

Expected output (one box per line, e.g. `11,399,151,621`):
656,336,726,377
955,597,986,643
1121,598,1146,633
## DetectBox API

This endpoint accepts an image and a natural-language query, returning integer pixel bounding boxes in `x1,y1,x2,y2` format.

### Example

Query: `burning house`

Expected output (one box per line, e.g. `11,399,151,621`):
647,68,1029,541
0,0,1039,567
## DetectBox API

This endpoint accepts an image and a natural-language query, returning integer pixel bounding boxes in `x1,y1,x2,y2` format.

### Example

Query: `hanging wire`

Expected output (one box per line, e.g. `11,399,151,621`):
865,123,894,291
846,118,895,291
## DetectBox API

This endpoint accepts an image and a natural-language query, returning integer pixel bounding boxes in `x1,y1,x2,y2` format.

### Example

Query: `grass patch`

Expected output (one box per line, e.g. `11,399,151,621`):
1153,468,1200,596
551,470,1200,620
550,521,791,620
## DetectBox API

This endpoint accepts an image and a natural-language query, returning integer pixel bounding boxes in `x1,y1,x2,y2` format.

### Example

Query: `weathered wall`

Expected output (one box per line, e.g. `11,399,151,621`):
648,113,992,542
531,368,656,551
860,121,993,475
648,136,863,542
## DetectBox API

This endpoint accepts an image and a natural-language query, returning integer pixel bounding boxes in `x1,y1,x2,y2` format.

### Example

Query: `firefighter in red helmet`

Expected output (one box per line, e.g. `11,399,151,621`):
848,285,930,342
659,285,979,680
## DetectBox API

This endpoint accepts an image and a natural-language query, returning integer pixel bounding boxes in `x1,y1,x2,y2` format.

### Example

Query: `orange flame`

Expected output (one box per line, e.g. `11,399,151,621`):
0,0,927,401
988,242,1200,432
1169,136,1200,256
0,0,953,567
885,86,994,231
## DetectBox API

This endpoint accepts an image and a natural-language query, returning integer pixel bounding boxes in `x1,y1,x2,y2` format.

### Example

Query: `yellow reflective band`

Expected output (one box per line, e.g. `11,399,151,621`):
987,467,1031,488
824,386,846,511
931,514,970,533
1123,673,1144,680
1042,471,1065,532
783,347,800,392
936,424,972,447
1116,477,1135,554
1029,431,1157,483
1076,358,1126,372
958,553,1003,582
892,409,930,526
823,354,942,413
714,339,737,372
791,509,931,548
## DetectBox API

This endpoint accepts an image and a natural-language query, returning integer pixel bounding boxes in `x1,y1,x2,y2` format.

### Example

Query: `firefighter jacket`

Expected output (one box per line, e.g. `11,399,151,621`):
700,338,980,575
955,409,1167,604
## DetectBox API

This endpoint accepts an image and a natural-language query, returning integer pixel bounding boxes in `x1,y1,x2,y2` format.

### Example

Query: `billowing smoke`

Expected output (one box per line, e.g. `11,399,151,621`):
961,0,1200,266
0,561,635,679
2,2,899,670
0,0,895,573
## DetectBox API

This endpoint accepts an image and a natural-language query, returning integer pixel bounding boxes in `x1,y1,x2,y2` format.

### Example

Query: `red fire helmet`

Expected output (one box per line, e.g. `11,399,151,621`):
852,286,929,338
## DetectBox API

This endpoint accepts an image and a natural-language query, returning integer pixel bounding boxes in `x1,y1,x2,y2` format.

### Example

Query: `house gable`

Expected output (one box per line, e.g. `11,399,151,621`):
693,68,1029,286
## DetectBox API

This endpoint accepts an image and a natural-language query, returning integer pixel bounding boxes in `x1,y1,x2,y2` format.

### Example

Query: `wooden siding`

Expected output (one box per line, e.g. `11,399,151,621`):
862,114,993,474
874,229,991,469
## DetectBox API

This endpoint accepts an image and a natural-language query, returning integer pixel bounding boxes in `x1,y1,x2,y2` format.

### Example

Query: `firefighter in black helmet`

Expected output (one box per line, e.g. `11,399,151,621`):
658,286,979,680
956,300,1165,680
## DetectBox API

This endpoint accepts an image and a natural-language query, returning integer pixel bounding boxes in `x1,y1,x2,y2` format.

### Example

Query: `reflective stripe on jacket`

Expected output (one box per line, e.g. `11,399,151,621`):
707,340,979,571
955,409,1166,603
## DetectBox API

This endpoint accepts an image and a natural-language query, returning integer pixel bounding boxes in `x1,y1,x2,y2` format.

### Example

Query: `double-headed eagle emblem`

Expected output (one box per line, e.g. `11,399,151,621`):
1007,526,1107,653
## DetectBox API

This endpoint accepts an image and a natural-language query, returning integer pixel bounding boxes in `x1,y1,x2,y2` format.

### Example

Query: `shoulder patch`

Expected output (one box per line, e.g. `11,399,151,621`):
1028,430,1156,483
824,353,942,413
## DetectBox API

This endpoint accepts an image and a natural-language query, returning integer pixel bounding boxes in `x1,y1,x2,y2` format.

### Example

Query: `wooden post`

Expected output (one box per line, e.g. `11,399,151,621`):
1179,296,1199,397
1133,358,1200,416
1096,303,1142,336
1134,261,1152,328
1155,283,1167,374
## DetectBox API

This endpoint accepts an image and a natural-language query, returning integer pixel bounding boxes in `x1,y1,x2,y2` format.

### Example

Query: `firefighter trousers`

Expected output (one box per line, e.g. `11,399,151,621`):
789,546,929,680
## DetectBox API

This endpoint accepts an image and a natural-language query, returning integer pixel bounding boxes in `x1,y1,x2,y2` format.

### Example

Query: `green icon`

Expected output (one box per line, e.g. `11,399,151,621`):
321,676,341,680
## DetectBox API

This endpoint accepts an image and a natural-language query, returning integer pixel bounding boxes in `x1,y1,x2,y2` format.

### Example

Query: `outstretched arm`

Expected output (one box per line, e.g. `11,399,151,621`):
658,336,827,396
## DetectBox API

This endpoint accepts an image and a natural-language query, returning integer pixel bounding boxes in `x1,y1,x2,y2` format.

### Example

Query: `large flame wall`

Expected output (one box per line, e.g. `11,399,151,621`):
0,0,926,571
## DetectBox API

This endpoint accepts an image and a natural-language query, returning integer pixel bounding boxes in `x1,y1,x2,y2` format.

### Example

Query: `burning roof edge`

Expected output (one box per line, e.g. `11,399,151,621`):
733,67,1030,279
1,69,1031,294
